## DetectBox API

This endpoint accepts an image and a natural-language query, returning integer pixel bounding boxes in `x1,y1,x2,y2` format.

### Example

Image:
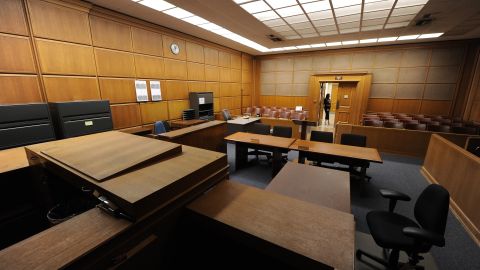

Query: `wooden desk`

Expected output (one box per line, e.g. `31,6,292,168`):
119,126,152,136
226,117,260,134
156,120,226,152
225,132,296,177
188,181,355,270
0,146,29,174
292,119,317,140
260,117,301,139
170,119,207,129
290,139,382,180
266,162,351,213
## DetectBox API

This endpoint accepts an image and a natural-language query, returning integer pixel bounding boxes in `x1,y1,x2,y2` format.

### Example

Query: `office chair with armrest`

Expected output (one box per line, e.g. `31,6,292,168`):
310,131,333,143
340,134,371,180
221,109,233,121
248,123,271,161
272,126,292,163
357,184,449,269
153,121,170,134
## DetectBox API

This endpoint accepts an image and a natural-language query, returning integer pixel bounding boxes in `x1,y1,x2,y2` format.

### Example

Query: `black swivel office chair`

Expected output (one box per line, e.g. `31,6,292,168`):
221,109,233,121
310,131,333,143
357,184,449,269
153,120,170,134
248,123,271,161
340,133,371,180
272,126,292,163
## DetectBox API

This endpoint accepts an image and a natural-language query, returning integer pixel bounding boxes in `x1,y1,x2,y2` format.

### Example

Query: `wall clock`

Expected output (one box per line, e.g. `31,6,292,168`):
170,43,180,55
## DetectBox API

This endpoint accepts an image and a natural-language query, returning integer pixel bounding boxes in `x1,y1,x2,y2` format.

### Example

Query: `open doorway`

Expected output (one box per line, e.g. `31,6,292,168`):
319,82,339,127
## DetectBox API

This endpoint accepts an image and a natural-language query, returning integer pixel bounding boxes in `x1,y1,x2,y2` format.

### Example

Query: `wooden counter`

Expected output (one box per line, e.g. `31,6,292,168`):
422,134,480,245
156,120,226,152
260,117,301,138
188,181,355,269
169,119,207,129
0,146,29,174
224,132,296,149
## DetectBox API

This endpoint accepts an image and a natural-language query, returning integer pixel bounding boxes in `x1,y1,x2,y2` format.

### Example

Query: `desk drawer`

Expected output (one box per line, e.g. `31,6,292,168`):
0,123,55,150
62,117,113,138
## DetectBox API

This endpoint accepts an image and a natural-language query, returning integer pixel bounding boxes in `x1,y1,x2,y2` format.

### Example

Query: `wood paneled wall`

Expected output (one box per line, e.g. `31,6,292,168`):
255,41,475,116
0,0,253,130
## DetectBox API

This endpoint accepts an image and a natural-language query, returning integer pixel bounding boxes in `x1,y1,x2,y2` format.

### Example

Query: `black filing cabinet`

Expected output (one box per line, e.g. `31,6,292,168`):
0,103,56,150
49,100,113,139
189,92,214,120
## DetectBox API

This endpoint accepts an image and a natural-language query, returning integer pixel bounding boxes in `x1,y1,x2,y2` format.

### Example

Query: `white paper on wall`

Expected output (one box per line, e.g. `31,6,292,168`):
150,81,162,101
135,80,148,102
199,97,205,104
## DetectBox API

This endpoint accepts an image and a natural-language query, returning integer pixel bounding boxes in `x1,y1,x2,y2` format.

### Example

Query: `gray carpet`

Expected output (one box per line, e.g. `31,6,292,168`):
227,143,480,270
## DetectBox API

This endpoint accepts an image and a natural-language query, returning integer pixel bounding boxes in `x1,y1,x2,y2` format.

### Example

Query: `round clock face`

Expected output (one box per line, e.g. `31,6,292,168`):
170,43,180,55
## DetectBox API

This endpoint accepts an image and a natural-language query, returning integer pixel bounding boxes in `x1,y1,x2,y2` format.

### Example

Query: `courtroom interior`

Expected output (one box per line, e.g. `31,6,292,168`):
1,0,480,269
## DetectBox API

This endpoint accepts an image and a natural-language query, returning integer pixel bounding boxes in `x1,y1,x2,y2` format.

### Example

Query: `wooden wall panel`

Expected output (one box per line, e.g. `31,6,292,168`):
231,83,241,96
218,51,231,67
276,96,294,108
420,100,452,116
242,95,251,108
110,104,142,129
187,62,205,81
392,99,421,114
163,80,188,100
367,98,394,112
0,34,36,73
214,97,220,112
28,0,91,44
164,58,187,80
220,68,231,82
162,35,186,60
186,42,204,63
168,100,189,119
242,83,252,95
36,39,96,75
43,76,100,102
231,54,242,69
231,69,242,83
220,97,234,109
95,48,135,77
206,82,220,97
1,0,28,36
90,15,132,51
294,96,308,107
131,27,163,56
140,102,169,123
0,75,42,104
242,70,252,83
188,81,205,93
204,47,219,66
134,54,164,78
205,65,220,81
98,78,136,104
259,96,276,107
233,96,241,109
219,83,231,97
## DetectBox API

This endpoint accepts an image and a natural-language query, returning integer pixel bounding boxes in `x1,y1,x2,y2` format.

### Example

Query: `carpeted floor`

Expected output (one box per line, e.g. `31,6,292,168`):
227,144,480,270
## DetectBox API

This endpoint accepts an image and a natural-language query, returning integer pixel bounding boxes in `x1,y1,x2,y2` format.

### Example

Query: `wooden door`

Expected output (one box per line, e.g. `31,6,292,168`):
335,82,357,123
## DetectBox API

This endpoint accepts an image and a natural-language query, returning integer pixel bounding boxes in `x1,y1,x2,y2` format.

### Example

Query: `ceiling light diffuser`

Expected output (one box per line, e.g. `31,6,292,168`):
311,43,326,48
397,34,420,40
253,10,279,21
163,7,193,19
138,0,175,11
301,1,331,12
418,33,443,38
378,36,398,42
265,0,298,9
240,1,271,14
276,5,304,17
359,38,378,43
342,40,359,45
326,41,342,46
296,45,312,49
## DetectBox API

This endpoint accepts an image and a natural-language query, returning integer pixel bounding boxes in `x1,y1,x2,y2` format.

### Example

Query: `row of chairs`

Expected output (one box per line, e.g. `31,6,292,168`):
245,107,308,120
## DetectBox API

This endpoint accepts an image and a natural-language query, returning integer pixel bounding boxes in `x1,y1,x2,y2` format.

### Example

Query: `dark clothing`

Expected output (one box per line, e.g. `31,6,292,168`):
324,98,331,121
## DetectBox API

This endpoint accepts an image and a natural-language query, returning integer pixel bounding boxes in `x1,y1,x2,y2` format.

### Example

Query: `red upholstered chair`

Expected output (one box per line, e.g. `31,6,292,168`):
291,112,305,120
400,119,419,125
254,107,263,116
405,123,426,130
270,111,280,118
244,107,253,115
439,119,452,125
393,113,408,118
279,111,291,119
428,125,450,133
451,126,477,135
450,122,463,128
262,108,271,117
383,121,404,129
364,119,383,127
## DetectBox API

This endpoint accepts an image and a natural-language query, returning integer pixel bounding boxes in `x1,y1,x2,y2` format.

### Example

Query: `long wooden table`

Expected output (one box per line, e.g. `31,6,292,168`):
156,120,226,152
188,180,355,270
0,146,29,174
290,139,383,181
266,162,351,213
169,119,207,129
225,132,296,177
226,117,260,134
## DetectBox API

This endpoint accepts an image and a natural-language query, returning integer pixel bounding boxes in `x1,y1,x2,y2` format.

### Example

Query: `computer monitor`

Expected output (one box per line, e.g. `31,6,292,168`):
295,106,303,112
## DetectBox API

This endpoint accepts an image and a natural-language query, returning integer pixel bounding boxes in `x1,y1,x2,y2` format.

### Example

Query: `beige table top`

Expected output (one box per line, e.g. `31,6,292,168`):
224,132,296,149
159,120,225,139
227,117,260,125
290,139,383,163
0,146,29,174
266,162,351,213
188,181,355,270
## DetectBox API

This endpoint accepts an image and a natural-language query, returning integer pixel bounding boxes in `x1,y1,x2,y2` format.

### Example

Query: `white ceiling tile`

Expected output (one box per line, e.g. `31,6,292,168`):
317,25,338,32
271,25,293,32
253,10,279,21
312,18,336,26
278,30,297,35
265,0,298,9
332,0,362,8
340,28,359,34
362,9,390,20
263,18,287,27
234,0,253,4
362,18,386,26
297,28,316,34
390,5,424,16
363,0,395,12
395,0,429,9
388,14,416,23
301,33,319,38
336,14,361,24
361,25,384,31
284,35,301,39
276,5,304,17
385,21,410,28
283,14,309,24
308,10,334,20
334,5,361,17
338,21,360,29
290,21,314,29
320,30,339,36
240,1,271,13
298,0,317,3
302,1,331,12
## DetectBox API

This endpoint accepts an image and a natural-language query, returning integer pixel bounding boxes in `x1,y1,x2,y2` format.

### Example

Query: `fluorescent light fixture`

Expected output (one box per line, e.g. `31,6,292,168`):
253,10,279,21
138,0,175,11
397,34,420,40
281,46,298,50
418,32,443,39
234,0,251,3
342,40,359,45
311,43,326,48
276,5,304,17
326,41,342,46
265,0,298,9
359,38,378,43
269,48,286,51
197,22,222,31
332,0,362,8
296,45,312,49
378,36,398,42
240,1,271,14
163,7,193,19
182,16,209,25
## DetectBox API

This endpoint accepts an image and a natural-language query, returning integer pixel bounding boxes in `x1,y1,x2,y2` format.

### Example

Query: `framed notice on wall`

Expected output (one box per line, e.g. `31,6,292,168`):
135,80,148,102
150,81,162,101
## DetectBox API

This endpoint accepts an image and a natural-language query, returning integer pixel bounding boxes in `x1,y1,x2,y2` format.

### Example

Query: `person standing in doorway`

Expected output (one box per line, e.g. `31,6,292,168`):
324,93,331,126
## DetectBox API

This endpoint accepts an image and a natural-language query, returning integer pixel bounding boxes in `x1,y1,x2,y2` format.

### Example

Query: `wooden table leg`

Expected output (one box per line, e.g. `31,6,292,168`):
298,151,306,164
235,143,248,171
300,123,307,140
272,149,283,177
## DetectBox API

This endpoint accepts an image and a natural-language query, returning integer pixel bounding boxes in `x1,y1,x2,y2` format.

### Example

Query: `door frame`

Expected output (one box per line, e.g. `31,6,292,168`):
307,73,372,125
